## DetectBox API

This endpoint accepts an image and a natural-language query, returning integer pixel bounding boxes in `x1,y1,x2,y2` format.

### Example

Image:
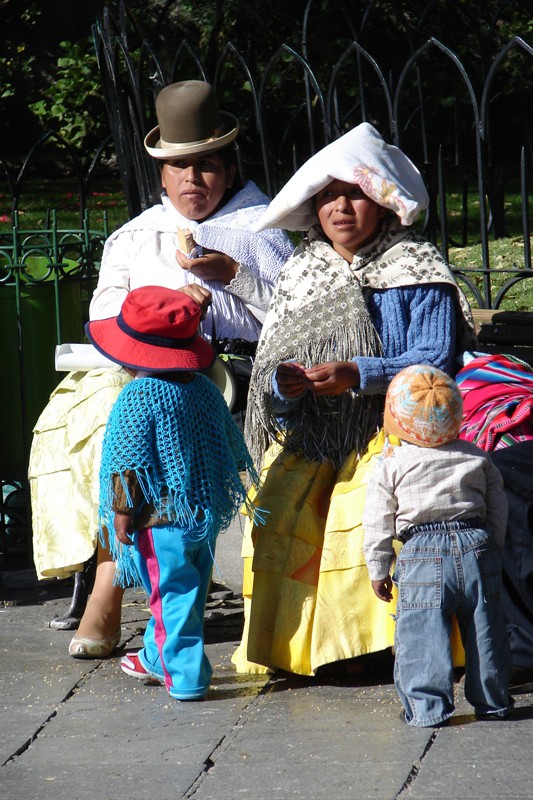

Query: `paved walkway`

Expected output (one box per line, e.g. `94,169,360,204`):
2,518,533,799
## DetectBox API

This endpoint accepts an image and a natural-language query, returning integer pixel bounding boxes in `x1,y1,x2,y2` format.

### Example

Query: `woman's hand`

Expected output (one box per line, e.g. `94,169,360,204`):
176,248,238,285
303,361,360,395
114,512,134,546
276,361,309,398
177,284,212,318
371,576,393,603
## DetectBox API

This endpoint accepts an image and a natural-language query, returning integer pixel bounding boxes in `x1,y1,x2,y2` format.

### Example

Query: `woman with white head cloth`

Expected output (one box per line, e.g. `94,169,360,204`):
232,122,476,676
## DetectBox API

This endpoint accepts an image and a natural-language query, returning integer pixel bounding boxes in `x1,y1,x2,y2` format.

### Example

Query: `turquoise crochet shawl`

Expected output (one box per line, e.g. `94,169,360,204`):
99,373,259,586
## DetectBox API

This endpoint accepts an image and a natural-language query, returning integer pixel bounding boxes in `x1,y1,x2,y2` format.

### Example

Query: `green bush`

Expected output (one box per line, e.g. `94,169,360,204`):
29,38,108,152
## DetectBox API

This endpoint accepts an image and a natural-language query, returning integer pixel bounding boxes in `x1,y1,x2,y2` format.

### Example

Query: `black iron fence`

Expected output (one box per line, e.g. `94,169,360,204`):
93,0,532,310
1,0,532,570
0,213,108,569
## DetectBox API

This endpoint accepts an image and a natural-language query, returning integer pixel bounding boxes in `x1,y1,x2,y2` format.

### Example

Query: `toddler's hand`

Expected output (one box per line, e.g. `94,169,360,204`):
371,576,393,602
114,512,134,546
176,284,212,318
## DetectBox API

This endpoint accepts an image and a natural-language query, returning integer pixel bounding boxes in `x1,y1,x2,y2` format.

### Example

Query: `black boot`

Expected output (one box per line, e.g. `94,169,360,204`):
49,554,97,630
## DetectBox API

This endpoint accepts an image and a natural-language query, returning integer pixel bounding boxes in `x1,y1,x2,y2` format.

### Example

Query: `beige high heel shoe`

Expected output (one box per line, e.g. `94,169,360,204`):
68,629,121,659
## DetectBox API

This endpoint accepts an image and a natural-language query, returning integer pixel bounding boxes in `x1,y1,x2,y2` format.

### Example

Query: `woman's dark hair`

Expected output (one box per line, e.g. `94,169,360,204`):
216,142,244,193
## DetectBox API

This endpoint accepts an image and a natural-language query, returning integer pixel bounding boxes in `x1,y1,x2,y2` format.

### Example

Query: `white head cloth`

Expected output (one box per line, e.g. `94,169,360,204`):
254,123,429,232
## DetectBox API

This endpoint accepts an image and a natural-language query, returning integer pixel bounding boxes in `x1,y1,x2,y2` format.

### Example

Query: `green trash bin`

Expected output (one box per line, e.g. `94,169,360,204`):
1,262,84,479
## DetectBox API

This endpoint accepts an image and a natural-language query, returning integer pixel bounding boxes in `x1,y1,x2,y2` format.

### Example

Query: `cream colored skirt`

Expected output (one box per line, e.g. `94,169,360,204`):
29,367,131,579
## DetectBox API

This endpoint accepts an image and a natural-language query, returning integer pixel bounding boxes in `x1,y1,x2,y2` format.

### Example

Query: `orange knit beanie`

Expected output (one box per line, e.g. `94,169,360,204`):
384,364,463,447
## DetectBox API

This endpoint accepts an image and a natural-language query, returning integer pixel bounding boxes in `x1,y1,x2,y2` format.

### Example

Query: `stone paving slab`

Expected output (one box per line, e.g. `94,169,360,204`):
401,696,533,800
0,580,269,800
191,676,429,799
4,591,533,800
3,515,533,800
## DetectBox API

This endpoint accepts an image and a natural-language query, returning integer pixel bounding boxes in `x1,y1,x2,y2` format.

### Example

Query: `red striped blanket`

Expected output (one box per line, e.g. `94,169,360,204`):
456,353,533,451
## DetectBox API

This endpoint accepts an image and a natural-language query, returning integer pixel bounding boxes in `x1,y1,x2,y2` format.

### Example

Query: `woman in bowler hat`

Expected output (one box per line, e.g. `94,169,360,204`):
30,81,292,657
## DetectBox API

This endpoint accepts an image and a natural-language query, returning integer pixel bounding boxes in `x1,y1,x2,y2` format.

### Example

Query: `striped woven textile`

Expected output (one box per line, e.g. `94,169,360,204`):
456,353,533,451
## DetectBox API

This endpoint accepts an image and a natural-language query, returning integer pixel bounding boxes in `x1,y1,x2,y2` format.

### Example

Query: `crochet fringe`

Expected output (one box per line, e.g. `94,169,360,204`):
99,465,261,588
98,374,261,587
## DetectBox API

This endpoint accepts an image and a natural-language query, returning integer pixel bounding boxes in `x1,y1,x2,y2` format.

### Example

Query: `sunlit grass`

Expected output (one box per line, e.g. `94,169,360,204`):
1,176,531,311
0,175,129,234
450,236,533,310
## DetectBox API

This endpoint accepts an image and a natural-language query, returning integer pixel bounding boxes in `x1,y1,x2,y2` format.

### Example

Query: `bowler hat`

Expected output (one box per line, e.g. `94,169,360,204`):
85,286,216,372
144,81,239,159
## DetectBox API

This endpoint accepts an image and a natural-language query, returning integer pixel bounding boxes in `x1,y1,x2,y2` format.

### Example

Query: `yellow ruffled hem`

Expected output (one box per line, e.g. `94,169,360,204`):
234,431,465,676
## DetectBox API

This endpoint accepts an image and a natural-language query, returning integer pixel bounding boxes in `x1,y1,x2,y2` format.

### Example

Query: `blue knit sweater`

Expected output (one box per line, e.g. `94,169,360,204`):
272,282,457,400
356,283,457,394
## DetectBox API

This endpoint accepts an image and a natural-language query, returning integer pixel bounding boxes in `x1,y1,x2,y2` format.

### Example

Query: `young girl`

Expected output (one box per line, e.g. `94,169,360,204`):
233,122,476,676
85,286,259,700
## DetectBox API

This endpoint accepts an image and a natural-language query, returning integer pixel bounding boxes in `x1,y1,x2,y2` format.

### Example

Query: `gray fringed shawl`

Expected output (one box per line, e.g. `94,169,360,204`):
245,233,384,470
245,216,476,470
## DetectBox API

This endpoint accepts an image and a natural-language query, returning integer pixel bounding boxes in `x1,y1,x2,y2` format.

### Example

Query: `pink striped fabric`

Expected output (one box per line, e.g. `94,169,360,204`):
456,353,533,451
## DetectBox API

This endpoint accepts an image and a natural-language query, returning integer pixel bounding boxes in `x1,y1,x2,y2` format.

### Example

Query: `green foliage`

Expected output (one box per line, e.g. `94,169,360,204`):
1,0,531,160
0,2,42,99
28,39,107,151
0,43,36,100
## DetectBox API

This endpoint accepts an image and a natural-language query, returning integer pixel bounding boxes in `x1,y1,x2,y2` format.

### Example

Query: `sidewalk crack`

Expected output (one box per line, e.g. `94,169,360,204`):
0,662,106,767
396,729,441,797
184,677,274,797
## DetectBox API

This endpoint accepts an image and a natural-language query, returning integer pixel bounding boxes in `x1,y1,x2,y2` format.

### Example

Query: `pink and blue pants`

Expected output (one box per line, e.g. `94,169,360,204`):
131,524,214,700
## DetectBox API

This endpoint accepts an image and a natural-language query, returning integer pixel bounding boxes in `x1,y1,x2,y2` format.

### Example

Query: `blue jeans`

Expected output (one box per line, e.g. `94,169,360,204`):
131,525,214,700
393,521,513,727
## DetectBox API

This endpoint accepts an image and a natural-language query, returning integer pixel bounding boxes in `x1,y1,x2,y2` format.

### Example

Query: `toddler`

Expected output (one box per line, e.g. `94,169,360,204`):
86,286,258,700
363,364,513,726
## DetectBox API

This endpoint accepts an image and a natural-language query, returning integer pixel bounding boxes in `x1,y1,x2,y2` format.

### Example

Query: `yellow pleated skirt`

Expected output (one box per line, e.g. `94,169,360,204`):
232,430,465,676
